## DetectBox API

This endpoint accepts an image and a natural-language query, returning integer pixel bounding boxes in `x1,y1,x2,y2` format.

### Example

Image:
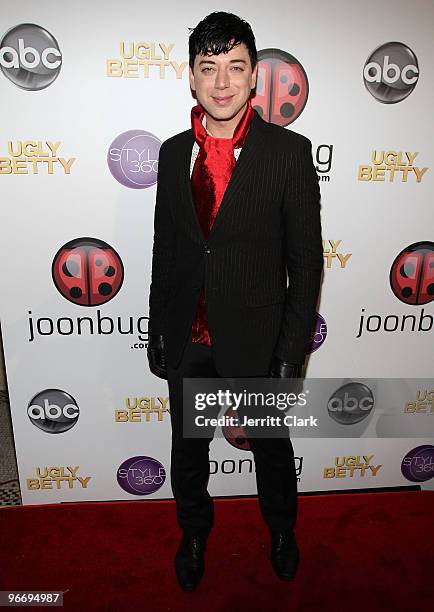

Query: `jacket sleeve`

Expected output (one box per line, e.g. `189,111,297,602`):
148,142,176,336
273,138,323,364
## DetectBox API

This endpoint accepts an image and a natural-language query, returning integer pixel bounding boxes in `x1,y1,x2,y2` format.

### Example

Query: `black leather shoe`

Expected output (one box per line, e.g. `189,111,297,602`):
174,534,207,591
270,530,300,581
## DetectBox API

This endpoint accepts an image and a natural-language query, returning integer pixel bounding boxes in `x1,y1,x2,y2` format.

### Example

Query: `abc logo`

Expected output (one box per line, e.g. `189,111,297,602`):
28,389,79,433
363,42,419,104
327,383,374,425
0,24,62,90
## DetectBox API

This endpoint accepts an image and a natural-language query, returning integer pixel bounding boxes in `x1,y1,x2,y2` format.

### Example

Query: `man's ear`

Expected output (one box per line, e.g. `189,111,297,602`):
189,66,196,92
251,63,258,90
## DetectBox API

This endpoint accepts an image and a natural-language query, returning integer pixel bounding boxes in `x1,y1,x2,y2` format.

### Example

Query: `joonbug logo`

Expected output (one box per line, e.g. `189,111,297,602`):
252,48,308,126
390,241,434,306
52,237,124,306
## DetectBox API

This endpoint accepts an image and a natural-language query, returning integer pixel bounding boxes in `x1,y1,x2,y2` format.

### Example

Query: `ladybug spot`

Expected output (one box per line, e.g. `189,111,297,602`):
289,83,300,96
280,74,287,84
400,262,415,278
401,287,413,298
235,436,246,445
98,282,112,296
427,283,434,296
429,261,434,268
280,102,295,118
104,265,115,277
95,259,103,266
70,286,82,299
62,260,80,278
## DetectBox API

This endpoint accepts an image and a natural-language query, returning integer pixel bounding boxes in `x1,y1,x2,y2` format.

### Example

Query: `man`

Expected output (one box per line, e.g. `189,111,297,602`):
148,11,323,591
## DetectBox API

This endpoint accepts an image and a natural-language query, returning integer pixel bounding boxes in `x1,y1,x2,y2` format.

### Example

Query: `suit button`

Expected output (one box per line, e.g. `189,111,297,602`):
204,245,211,254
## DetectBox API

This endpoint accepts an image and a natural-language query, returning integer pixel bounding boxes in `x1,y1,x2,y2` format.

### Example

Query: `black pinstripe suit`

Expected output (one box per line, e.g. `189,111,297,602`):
149,110,323,375
148,110,323,536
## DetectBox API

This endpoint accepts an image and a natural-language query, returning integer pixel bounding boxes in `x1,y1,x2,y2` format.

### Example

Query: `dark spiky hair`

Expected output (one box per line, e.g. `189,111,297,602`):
188,11,257,70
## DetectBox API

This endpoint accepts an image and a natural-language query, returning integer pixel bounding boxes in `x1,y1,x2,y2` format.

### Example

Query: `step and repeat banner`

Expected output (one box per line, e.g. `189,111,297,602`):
0,0,433,505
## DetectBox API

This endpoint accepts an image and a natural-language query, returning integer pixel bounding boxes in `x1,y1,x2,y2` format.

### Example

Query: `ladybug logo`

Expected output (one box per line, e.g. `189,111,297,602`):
390,241,434,305
252,48,309,126
222,406,251,451
52,237,124,306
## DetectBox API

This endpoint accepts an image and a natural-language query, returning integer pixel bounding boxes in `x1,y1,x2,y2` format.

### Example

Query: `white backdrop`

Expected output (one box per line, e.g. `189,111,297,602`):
0,0,433,505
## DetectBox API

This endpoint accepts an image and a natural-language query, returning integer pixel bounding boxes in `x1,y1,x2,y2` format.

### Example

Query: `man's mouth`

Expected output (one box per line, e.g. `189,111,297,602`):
212,95,235,106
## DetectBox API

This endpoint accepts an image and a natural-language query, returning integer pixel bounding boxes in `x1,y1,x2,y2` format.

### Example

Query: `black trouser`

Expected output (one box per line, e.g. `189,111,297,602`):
167,339,298,538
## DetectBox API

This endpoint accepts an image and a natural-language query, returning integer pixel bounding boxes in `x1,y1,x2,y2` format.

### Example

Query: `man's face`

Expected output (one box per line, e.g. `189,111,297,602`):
189,42,257,122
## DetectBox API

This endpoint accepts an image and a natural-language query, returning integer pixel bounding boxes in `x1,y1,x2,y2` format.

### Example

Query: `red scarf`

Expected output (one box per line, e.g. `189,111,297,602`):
190,99,254,345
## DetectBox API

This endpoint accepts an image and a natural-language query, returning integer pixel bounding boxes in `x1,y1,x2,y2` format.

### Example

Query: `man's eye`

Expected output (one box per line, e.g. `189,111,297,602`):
201,67,214,73
231,66,243,71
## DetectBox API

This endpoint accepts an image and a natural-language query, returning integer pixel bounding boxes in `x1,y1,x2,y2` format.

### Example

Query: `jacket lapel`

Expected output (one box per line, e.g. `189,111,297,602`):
178,130,204,242
179,110,268,244
210,112,266,237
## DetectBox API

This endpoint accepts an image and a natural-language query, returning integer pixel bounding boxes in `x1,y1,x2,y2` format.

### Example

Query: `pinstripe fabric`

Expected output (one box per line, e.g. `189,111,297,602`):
149,110,323,376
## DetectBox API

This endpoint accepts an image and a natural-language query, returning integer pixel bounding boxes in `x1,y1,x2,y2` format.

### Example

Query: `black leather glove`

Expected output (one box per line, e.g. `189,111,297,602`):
269,355,303,378
147,334,167,380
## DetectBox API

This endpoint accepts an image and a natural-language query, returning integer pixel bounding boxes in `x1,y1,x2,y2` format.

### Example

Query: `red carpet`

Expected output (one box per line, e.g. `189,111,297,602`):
0,491,432,611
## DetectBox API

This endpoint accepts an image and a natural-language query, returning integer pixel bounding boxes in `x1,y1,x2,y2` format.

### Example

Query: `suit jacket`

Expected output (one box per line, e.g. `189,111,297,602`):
148,109,323,376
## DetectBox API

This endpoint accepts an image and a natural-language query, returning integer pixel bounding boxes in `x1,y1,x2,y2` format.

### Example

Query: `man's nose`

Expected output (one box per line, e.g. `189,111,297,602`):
214,66,230,89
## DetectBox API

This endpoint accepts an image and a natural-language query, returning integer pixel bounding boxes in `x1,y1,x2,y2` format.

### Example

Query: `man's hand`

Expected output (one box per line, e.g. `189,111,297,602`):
269,355,303,378
147,334,168,380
